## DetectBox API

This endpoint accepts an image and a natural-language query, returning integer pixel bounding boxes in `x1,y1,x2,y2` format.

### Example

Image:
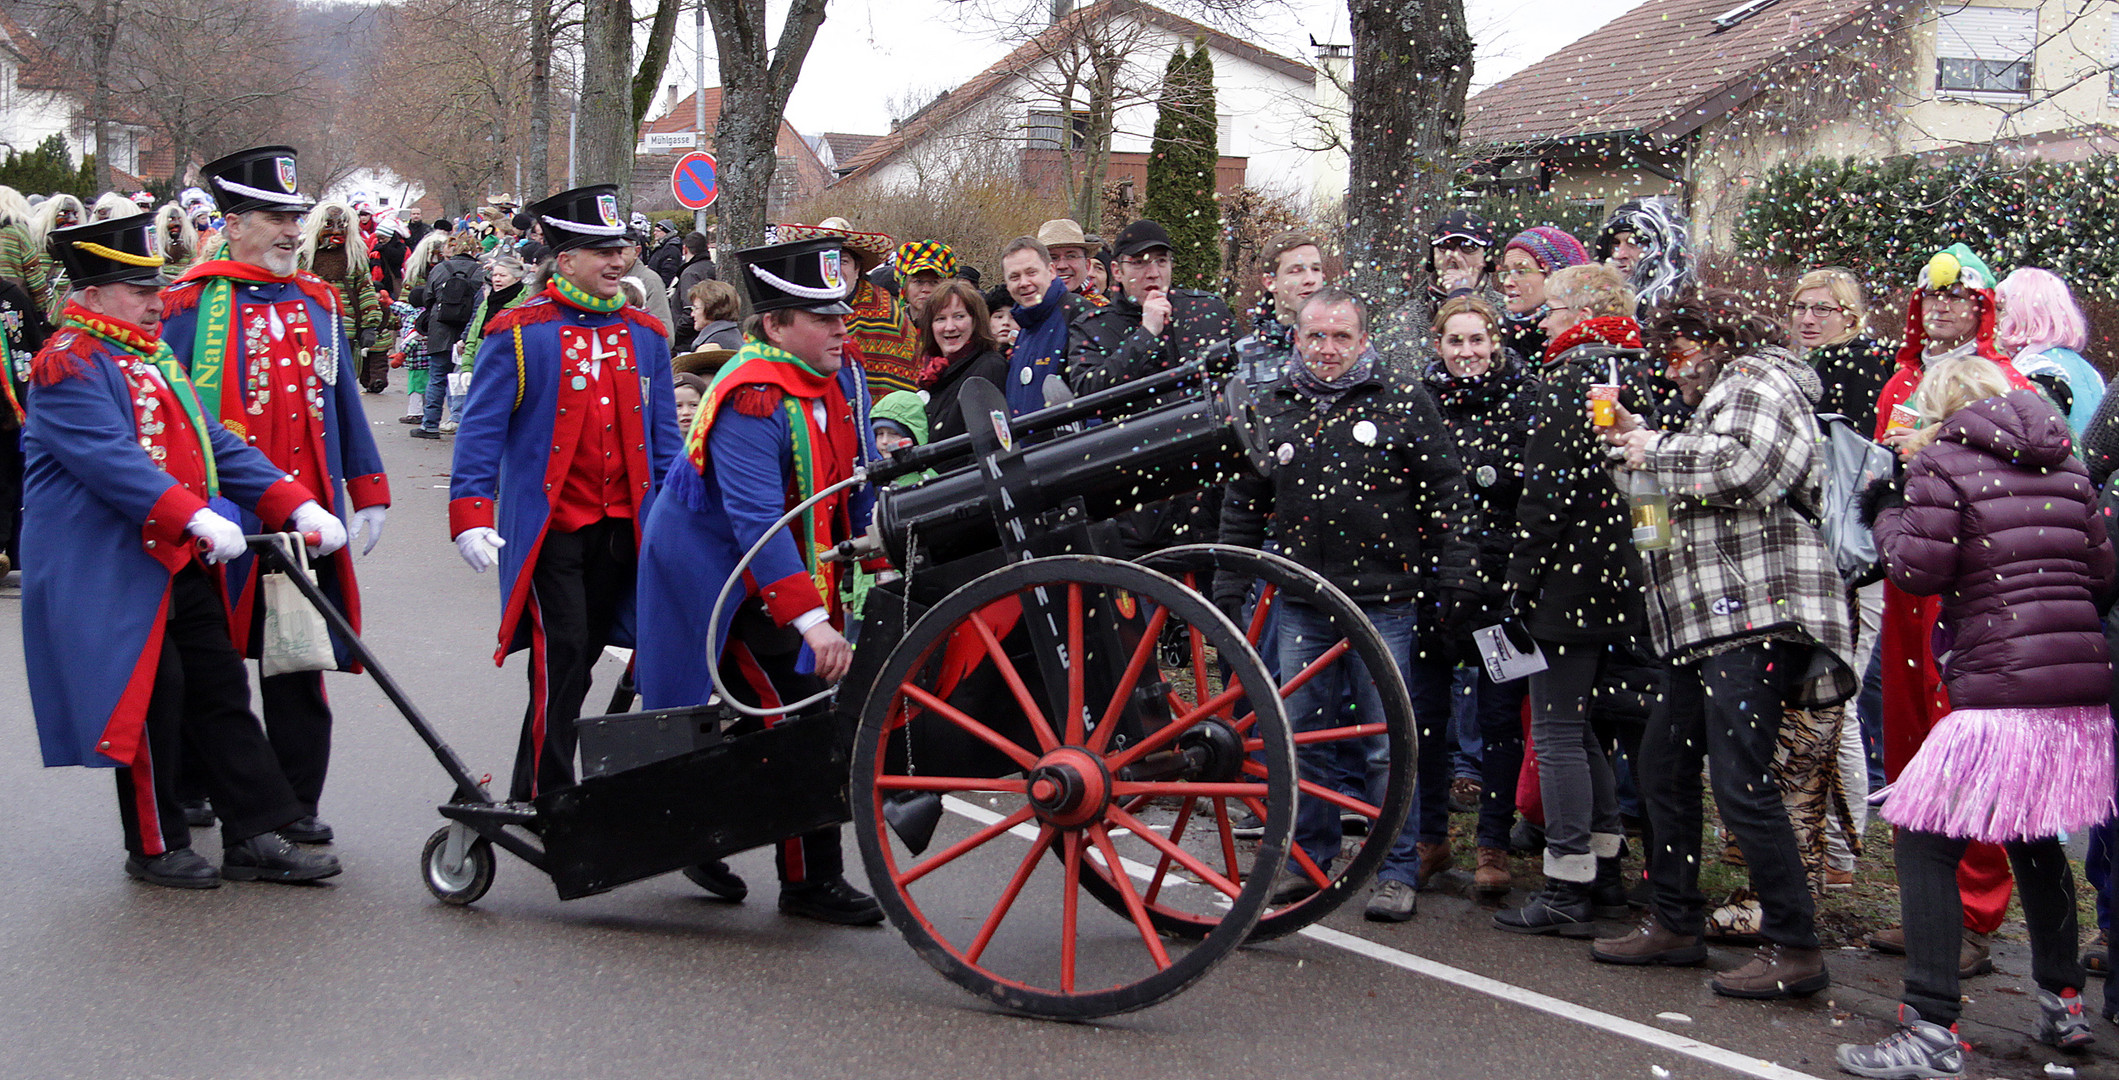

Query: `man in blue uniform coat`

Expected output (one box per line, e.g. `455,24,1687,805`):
447,184,682,803
160,146,392,844
23,213,348,888
635,237,884,925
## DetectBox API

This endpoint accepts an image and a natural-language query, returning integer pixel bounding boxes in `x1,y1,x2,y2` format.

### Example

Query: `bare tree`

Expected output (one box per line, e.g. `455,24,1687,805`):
702,0,831,280
1344,0,1474,314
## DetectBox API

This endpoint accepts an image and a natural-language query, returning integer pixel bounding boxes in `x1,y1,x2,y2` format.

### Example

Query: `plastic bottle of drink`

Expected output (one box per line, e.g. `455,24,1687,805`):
1629,469,1672,551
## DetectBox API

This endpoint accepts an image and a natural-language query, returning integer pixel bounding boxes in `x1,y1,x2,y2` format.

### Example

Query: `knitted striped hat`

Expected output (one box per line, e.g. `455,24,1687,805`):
895,239,958,283
1503,226,1589,273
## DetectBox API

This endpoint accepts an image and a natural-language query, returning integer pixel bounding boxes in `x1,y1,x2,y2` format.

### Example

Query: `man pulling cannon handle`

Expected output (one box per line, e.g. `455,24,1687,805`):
633,236,889,927
22,213,346,888
446,184,684,806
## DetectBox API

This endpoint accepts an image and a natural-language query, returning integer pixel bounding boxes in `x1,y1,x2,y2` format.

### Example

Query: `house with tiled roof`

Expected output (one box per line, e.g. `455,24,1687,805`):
832,0,1346,213
0,9,160,180
632,86,834,216
1459,0,2119,247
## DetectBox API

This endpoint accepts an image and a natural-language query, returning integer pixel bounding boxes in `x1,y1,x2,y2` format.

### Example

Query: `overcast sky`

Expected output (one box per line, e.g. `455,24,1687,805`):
648,0,1650,139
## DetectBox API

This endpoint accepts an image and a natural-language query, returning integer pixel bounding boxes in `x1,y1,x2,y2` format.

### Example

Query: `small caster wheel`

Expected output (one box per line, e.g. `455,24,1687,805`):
421,824,495,905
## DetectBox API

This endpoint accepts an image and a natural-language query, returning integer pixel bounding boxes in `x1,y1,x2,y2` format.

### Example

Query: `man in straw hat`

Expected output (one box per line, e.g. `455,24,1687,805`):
159,145,392,847
446,183,683,804
633,235,885,926
1034,218,1108,307
22,211,346,887
775,217,910,399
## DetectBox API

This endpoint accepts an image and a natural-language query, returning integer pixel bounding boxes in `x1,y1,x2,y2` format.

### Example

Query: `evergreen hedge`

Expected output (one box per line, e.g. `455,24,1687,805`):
0,135,97,201
1736,155,2119,299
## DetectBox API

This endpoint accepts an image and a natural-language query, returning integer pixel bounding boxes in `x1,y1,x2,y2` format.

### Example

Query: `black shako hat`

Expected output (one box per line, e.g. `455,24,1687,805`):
526,184,630,254
48,214,171,288
737,237,854,316
200,145,313,216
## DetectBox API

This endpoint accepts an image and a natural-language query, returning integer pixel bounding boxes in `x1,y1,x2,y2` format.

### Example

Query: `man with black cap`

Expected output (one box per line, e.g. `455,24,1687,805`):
1067,218,1235,395
1067,218,1235,556
632,236,885,926
160,145,393,847
447,184,683,804
22,212,346,887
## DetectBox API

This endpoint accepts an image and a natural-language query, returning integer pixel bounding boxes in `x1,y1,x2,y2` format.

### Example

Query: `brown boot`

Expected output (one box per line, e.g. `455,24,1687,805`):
1593,917,1706,966
1711,942,1830,999
1865,926,1906,954
1414,841,1453,889
1472,846,1512,897
1961,929,1993,978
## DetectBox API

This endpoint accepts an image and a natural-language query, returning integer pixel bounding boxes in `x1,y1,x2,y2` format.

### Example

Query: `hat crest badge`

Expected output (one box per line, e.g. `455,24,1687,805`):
821,248,844,291
275,156,298,193
596,194,618,227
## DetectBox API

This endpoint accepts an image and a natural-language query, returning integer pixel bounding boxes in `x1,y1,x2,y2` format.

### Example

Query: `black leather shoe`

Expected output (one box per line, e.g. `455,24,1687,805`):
125,848,221,889
278,816,335,844
683,860,748,902
223,833,341,883
779,877,884,926
410,427,441,440
182,799,216,828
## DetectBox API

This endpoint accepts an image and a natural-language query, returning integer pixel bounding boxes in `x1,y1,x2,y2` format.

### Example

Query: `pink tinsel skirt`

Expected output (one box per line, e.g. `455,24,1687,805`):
1882,704,2116,843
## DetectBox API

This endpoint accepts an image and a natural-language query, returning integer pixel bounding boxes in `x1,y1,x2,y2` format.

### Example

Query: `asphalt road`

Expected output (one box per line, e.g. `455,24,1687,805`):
0,387,2104,1080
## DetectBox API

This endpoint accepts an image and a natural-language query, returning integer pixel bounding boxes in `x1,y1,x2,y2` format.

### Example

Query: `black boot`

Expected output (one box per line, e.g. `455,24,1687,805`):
1590,856,1631,919
779,876,884,926
125,848,221,889
1493,879,1596,936
222,832,342,883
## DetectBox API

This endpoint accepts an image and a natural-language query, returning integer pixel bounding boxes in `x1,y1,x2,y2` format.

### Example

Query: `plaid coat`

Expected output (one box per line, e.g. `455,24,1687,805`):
1638,347,1856,706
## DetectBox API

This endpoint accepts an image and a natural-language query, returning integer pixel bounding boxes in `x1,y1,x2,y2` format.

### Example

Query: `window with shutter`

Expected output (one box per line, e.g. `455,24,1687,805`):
1027,110,1063,151
1934,5,2036,96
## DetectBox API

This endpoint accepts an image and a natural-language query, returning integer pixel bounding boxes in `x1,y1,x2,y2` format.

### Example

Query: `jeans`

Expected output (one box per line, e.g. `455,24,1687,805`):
420,348,460,431
1404,650,1460,847
1640,640,1820,949
1451,665,1481,779
1528,641,1625,882
1277,599,1417,882
1857,635,1886,790
1899,828,2082,1025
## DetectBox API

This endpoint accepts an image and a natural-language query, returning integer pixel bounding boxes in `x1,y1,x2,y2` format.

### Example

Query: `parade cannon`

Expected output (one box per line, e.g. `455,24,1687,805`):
249,362,1418,1021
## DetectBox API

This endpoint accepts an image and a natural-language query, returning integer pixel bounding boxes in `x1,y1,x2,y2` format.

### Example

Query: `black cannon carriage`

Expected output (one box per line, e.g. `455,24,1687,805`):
258,359,1421,1020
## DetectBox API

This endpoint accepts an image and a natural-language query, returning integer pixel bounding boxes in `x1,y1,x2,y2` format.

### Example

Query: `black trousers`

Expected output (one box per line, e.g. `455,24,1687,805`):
261,670,331,816
1899,828,2082,1024
718,607,843,887
360,349,390,393
514,517,634,801
1641,639,1820,949
115,564,302,856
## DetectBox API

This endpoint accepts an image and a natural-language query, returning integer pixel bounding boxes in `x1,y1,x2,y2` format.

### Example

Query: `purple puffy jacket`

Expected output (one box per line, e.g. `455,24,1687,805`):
1874,389,2115,709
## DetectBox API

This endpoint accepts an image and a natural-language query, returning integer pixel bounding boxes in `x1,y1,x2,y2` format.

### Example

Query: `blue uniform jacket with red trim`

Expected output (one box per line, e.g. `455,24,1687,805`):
160,271,391,666
23,333,314,768
446,294,681,660
633,359,878,711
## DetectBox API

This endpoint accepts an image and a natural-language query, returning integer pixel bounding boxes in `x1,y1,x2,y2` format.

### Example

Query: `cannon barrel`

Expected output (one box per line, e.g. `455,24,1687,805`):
866,359,1215,485
874,376,1270,569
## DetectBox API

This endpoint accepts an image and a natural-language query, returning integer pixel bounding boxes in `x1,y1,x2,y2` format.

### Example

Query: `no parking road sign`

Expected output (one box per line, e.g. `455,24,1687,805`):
670,151,719,210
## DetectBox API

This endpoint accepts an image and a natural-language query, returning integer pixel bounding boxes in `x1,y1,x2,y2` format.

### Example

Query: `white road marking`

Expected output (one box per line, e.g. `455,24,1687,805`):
939,796,1828,1080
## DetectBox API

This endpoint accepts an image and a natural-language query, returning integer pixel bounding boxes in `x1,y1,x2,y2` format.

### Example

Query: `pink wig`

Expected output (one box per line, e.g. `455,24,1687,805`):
1996,267,2089,354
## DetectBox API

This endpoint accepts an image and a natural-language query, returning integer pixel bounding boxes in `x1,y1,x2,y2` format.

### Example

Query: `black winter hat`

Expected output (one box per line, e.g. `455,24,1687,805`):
1430,208,1496,248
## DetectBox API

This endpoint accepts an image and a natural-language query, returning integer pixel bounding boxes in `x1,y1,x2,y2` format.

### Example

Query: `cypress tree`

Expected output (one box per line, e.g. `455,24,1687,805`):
1143,42,1220,291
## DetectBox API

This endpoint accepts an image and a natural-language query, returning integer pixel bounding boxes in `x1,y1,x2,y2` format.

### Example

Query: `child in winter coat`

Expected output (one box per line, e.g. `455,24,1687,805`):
1842,355,2116,1078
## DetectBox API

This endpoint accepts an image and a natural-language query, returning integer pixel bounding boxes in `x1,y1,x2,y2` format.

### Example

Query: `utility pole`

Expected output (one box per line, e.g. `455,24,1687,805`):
694,0,709,237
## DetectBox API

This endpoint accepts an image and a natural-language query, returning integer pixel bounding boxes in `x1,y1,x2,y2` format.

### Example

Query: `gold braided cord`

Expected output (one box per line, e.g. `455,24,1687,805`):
513,325,525,411
71,240,166,268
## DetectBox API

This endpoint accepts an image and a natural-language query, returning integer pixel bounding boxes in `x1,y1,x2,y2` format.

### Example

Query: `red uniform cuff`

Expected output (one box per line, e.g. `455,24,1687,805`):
449,497,495,537
142,484,209,565
345,473,391,510
253,477,315,530
759,571,826,626
859,556,892,574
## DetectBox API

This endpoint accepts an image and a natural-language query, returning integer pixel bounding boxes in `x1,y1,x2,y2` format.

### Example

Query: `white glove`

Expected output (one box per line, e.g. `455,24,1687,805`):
186,508,245,564
349,505,387,556
455,527,506,573
290,500,348,557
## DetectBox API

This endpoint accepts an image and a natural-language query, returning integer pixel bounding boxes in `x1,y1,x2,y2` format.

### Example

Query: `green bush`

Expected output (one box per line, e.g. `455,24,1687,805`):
1143,42,1219,292
1737,155,2119,299
0,135,96,200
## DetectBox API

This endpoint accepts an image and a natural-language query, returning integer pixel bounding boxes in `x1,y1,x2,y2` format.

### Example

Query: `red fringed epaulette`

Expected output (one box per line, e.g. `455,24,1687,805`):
160,281,202,317
730,383,784,417
293,271,343,316
30,330,98,386
619,305,667,339
484,298,562,336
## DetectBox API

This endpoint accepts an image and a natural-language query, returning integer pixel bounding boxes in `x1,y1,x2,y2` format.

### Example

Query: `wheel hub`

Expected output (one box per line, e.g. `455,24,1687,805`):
1026,747,1111,829
1177,719,1246,783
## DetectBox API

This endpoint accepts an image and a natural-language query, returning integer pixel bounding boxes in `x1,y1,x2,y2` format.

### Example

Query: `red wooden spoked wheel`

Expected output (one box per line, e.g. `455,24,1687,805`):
1098,544,1416,942
852,555,1296,1020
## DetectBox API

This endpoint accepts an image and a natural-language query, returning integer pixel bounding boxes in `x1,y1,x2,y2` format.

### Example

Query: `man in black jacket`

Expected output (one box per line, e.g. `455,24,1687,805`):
670,231,718,342
1067,219,1236,555
1217,287,1481,923
644,220,686,284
